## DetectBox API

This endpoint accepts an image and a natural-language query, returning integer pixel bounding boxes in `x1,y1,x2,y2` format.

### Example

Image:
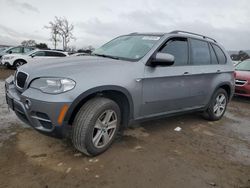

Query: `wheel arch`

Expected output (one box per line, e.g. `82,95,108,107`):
64,85,134,128
13,59,27,65
215,82,233,100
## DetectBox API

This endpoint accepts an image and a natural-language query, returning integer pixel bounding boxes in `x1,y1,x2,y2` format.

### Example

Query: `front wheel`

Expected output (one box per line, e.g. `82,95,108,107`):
72,97,121,156
13,60,26,69
203,88,228,121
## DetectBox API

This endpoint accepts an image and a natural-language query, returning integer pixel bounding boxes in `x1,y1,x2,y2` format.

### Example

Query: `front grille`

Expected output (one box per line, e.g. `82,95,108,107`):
16,72,28,88
235,79,247,86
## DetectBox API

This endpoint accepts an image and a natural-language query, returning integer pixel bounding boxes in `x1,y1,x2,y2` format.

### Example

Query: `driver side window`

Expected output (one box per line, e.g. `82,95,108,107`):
160,38,188,66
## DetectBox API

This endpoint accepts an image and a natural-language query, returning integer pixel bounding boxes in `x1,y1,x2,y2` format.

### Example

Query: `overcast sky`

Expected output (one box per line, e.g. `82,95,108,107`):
0,0,250,50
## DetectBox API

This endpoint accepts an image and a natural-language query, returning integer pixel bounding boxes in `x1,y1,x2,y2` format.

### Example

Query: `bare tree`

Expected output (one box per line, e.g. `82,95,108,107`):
21,40,36,47
55,17,75,51
66,45,76,52
45,20,61,49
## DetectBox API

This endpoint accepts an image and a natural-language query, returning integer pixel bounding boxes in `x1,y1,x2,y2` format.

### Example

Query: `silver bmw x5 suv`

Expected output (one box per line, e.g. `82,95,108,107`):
5,31,235,156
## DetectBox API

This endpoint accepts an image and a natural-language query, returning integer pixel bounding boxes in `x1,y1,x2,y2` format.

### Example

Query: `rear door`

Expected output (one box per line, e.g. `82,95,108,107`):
187,38,219,107
141,37,194,117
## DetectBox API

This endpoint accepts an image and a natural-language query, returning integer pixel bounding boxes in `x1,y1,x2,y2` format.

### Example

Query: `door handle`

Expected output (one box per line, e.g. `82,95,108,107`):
216,70,221,73
183,72,189,75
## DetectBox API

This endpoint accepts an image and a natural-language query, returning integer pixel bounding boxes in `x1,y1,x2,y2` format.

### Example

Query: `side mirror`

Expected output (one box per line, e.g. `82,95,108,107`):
9,51,12,54
30,54,35,58
150,52,175,67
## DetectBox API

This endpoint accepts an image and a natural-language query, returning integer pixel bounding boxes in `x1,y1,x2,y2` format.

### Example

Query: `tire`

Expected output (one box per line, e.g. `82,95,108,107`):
72,97,121,156
13,60,26,69
4,63,11,69
202,88,228,121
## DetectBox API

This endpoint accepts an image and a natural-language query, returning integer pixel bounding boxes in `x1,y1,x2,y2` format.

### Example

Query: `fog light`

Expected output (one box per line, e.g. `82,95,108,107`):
24,99,31,109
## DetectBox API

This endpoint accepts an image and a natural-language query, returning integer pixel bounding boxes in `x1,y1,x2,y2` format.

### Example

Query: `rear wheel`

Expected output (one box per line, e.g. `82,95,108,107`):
203,88,228,121
72,97,121,156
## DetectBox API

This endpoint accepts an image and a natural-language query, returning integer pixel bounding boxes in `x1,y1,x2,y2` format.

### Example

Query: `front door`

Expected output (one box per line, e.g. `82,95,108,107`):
141,37,193,117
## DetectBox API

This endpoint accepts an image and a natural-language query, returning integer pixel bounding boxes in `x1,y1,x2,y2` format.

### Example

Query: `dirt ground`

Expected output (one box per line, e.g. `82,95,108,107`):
0,67,250,188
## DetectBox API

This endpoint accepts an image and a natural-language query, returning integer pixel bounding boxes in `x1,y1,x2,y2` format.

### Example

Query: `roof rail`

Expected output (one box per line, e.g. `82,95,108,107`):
170,30,217,43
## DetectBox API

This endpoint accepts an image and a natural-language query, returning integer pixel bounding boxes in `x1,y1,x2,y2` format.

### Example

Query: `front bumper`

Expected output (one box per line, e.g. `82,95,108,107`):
5,76,73,138
1,60,11,67
235,82,250,97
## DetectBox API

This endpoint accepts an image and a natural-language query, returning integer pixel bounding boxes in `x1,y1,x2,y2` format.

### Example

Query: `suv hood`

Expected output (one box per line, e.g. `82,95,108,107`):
18,55,134,79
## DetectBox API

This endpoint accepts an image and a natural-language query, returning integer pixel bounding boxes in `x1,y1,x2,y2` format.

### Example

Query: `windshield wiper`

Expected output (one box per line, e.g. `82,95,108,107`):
92,53,120,60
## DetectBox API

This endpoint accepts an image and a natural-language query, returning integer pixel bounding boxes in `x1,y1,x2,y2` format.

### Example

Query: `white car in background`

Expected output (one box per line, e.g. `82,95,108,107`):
2,49,68,68
70,52,88,56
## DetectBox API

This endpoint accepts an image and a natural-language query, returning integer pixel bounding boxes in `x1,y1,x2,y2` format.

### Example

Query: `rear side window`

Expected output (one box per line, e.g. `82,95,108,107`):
33,51,45,56
160,38,188,66
212,44,226,64
46,51,66,57
190,39,210,65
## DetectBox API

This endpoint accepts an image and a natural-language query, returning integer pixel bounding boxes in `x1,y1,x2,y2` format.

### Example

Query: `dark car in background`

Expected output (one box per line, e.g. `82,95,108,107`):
235,59,250,97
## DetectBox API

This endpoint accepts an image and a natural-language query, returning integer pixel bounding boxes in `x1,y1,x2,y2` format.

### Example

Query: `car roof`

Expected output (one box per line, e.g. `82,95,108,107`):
129,30,217,43
34,49,68,54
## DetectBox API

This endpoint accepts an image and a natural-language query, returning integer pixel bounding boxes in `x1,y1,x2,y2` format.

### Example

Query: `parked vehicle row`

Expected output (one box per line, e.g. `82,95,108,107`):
1,49,68,68
0,46,35,59
0,45,91,69
5,31,235,156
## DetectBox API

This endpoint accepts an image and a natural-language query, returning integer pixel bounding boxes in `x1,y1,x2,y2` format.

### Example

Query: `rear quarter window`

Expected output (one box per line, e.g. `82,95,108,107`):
211,44,227,64
209,44,219,64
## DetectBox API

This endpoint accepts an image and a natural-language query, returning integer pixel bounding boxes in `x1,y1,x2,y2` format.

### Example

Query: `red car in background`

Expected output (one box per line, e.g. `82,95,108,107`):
235,60,250,97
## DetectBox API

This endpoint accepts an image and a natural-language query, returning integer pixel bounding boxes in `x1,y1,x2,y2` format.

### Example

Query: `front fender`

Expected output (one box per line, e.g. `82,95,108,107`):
63,85,134,124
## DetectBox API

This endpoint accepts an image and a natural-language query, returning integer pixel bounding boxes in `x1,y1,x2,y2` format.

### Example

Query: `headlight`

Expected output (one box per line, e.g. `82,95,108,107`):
30,78,76,94
4,56,14,60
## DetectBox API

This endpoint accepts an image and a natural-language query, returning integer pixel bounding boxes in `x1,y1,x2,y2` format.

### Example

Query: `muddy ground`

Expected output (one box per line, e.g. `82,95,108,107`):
0,66,250,188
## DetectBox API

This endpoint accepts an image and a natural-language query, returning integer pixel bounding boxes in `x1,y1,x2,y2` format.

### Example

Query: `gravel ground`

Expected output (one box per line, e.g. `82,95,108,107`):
0,67,250,188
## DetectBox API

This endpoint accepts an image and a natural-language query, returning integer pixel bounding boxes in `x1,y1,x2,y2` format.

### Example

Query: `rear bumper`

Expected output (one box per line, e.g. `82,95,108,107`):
5,76,73,138
235,83,250,97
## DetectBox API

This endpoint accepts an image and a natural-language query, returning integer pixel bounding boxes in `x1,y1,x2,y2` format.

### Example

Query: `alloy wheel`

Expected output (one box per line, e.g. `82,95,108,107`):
92,110,117,148
213,93,227,117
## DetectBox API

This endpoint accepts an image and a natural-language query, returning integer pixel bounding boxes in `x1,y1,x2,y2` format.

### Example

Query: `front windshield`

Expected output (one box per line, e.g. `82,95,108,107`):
0,47,11,55
0,48,7,52
236,60,250,71
93,35,162,61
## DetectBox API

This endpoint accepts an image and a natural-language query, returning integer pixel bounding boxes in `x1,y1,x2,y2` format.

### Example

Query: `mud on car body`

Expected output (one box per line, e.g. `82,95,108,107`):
5,31,235,156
